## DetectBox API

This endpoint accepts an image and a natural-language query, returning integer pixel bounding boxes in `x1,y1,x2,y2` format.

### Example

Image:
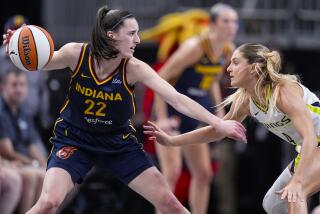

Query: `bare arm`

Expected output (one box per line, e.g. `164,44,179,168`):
43,42,83,71
144,97,249,146
276,83,318,200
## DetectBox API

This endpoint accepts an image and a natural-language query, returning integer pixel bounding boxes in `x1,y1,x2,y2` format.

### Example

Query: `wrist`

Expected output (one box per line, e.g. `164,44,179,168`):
291,175,303,184
209,117,223,128
170,136,180,146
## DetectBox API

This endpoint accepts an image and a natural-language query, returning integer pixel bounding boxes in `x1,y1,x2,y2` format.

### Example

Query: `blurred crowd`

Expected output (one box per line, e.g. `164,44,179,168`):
0,15,48,214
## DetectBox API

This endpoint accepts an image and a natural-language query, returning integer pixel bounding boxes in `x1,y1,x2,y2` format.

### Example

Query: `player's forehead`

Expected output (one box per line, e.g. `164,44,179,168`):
120,18,139,31
219,9,238,19
231,49,243,60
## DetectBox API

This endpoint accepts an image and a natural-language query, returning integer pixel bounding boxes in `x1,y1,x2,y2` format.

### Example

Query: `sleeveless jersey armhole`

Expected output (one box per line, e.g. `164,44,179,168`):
122,58,134,92
122,58,136,115
71,43,87,78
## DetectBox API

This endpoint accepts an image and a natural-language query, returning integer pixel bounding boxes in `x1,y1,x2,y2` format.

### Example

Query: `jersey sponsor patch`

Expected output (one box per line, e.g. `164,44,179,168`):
56,146,77,159
112,78,122,84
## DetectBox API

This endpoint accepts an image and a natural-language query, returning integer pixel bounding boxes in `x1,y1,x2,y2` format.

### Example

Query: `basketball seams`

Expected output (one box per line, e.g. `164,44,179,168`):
28,28,39,70
34,25,54,66
17,28,27,71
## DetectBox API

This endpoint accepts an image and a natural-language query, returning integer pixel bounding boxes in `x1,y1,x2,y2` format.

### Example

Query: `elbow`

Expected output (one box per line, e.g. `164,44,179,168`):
169,92,184,109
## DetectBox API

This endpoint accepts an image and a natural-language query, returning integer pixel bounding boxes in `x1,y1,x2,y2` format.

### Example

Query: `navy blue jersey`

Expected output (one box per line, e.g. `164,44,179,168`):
174,36,233,100
60,43,136,133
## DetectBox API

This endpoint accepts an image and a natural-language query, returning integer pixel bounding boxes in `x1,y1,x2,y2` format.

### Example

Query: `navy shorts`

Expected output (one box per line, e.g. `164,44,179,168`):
47,118,153,184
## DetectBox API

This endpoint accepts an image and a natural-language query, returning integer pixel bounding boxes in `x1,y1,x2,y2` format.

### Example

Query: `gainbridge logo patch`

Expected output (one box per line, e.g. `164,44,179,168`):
56,146,77,159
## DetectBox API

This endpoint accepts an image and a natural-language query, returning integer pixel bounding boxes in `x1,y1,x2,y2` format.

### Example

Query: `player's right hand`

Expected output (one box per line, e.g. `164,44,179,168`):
3,29,15,55
2,29,15,46
2,25,25,53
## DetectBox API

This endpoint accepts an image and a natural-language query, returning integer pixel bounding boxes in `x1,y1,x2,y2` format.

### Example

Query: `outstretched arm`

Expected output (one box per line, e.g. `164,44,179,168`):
144,99,249,146
43,42,83,71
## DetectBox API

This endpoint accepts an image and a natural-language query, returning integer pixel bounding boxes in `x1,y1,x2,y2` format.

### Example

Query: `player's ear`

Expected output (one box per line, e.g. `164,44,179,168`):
106,31,115,39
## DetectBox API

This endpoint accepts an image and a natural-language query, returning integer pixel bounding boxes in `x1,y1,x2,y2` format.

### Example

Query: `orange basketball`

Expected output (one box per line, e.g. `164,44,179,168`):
8,25,54,72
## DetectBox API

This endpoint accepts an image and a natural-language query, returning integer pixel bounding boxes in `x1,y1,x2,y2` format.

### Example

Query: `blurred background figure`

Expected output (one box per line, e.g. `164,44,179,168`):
0,68,46,213
147,3,238,214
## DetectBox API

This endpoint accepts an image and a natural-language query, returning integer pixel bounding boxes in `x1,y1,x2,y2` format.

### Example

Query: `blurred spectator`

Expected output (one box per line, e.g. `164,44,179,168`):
0,14,50,129
151,3,238,214
0,158,22,214
0,68,46,213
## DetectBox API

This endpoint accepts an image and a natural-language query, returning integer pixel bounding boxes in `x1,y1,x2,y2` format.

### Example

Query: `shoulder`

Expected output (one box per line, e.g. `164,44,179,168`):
59,42,85,56
180,36,202,52
126,57,147,71
125,57,154,84
276,81,304,113
277,81,303,101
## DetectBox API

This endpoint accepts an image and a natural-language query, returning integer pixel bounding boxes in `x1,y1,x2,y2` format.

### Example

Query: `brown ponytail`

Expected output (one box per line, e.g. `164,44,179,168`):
91,6,134,65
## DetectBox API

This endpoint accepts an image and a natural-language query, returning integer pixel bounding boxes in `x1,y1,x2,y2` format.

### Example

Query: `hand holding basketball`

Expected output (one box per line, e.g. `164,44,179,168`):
2,29,15,46
5,25,54,72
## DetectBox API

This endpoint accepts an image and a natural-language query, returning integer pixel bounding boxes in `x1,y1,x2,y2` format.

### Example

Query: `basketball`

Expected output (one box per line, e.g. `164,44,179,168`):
8,25,54,72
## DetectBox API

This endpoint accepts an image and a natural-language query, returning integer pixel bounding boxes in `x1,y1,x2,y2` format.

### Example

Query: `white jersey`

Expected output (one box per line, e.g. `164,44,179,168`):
249,83,320,146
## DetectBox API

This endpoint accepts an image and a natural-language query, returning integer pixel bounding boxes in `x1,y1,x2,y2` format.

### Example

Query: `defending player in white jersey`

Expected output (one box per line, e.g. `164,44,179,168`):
144,43,320,214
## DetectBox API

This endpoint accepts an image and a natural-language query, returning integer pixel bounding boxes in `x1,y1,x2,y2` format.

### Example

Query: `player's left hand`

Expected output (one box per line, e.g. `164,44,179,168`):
276,179,304,203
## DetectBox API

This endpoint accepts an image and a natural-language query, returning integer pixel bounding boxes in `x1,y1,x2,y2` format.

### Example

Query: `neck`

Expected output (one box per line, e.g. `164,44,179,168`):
246,81,270,105
243,79,260,101
207,31,225,53
94,57,122,75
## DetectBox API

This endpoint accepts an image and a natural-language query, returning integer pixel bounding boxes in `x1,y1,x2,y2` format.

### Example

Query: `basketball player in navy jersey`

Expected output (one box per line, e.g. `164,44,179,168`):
154,3,238,213
3,6,246,214
145,43,320,214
